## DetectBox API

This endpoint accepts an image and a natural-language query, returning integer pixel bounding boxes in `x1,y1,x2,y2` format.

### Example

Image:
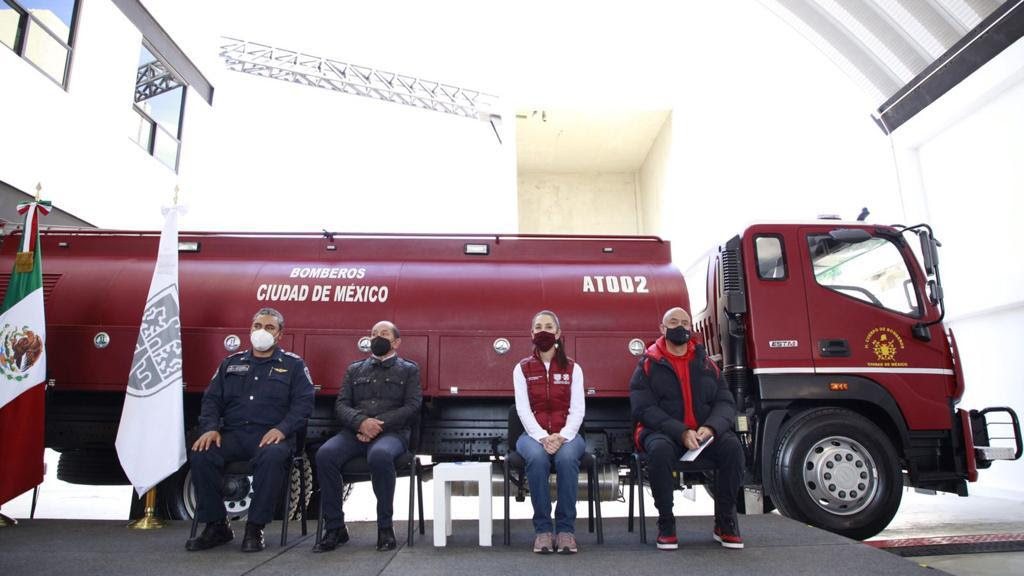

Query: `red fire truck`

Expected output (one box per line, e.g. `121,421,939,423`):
0,222,1019,539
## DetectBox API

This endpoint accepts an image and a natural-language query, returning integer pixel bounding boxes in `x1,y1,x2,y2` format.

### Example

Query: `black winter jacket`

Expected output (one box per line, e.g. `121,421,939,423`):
335,355,421,435
629,338,735,445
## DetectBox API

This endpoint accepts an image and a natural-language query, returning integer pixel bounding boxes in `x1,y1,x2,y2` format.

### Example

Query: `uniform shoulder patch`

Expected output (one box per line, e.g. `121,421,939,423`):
228,350,246,358
399,357,420,369
284,351,302,359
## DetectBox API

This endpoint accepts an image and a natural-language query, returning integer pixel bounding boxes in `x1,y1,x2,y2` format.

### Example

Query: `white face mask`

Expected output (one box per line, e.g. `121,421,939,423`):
250,329,276,352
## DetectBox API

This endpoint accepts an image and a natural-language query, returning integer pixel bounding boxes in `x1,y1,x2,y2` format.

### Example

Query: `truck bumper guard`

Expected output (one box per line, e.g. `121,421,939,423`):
969,406,1023,469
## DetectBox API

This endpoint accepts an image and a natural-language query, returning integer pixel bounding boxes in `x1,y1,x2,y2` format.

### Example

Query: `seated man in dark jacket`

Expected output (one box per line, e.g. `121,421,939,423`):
629,307,745,550
313,320,422,553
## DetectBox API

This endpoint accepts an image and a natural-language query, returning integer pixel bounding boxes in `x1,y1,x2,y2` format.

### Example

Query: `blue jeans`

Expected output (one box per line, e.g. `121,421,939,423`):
316,430,408,529
516,433,587,534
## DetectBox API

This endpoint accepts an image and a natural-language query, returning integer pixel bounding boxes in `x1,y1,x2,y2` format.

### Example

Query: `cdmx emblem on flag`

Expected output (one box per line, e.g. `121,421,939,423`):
128,285,182,397
0,324,43,381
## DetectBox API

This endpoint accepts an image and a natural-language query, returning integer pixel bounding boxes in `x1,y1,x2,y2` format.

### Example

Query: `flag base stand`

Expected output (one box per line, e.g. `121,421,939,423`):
128,489,165,530
0,512,17,527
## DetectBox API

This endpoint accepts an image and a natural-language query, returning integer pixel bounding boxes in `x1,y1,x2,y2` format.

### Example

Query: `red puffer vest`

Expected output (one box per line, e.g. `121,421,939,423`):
519,353,575,433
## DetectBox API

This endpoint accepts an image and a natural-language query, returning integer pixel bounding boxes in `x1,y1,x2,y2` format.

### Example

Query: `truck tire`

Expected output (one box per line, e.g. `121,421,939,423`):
56,450,129,485
140,457,315,522
283,457,313,521
771,407,902,540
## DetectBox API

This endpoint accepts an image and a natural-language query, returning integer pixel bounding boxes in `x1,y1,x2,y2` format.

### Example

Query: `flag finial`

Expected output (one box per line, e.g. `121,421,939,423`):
35,182,42,202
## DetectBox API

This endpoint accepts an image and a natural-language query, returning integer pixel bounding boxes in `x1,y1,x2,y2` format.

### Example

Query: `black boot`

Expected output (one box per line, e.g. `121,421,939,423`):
312,525,350,553
185,521,233,551
376,526,397,551
241,522,266,552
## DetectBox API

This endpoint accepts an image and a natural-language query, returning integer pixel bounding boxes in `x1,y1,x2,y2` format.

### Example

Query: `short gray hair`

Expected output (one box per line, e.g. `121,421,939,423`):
253,307,285,331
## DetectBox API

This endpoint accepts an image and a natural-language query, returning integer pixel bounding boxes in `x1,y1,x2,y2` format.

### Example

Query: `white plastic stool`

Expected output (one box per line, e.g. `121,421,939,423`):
432,462,492,547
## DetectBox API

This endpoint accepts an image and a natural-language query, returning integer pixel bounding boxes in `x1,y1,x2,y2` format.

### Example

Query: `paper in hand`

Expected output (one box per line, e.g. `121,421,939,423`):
680,435,714,462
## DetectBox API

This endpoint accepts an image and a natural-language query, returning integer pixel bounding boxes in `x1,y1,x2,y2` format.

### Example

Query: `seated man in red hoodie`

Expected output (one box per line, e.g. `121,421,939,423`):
629,307,745,550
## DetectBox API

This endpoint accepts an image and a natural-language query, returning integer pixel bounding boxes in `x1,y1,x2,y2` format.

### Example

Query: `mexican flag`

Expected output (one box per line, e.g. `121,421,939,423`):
0,200,50,506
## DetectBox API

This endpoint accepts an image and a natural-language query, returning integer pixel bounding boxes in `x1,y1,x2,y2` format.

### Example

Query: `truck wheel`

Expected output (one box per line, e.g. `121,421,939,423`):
145,458,314,522
57,450,129,485
771,408,902,540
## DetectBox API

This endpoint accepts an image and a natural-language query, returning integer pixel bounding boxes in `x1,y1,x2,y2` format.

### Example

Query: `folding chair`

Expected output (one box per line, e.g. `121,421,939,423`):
628,450,716,543
189,424,310,546
314,417,425,547
503,405,603,545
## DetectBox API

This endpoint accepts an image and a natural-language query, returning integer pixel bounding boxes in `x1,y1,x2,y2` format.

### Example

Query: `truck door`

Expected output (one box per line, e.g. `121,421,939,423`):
798,226,951,430
742,228,814,371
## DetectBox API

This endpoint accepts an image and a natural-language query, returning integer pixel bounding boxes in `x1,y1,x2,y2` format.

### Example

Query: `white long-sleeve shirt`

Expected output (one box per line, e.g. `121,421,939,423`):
513,361,585,442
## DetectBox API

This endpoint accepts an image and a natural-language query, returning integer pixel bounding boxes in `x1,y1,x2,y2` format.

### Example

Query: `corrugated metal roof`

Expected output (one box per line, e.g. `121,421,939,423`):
761,0,1011,106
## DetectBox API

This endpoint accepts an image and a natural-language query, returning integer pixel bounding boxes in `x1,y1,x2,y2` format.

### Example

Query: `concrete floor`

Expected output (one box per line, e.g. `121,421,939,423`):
3,462,1023,575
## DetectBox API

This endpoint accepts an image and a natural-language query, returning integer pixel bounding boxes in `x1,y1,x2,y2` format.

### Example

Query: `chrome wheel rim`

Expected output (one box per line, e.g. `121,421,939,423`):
801,435,878,516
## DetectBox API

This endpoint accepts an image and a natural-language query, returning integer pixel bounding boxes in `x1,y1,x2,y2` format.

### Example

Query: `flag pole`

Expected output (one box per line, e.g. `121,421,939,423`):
127,488,165,529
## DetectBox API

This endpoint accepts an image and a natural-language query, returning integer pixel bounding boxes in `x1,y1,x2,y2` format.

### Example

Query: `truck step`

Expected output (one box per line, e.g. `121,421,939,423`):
975,446,1017,461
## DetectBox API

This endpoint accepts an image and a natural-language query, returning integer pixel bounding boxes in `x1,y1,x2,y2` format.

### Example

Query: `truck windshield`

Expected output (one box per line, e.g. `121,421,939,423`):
807,234,920,316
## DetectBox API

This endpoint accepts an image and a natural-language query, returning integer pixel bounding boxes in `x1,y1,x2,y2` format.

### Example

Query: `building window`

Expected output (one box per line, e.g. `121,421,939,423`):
0,0,79,87
132,42,186,172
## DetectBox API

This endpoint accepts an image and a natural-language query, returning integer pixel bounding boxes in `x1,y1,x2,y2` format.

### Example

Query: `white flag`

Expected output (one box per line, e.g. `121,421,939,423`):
116,205,187,497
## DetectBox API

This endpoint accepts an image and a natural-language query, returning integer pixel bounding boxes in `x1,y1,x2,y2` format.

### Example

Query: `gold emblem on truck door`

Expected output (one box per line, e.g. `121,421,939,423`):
864,327,907,367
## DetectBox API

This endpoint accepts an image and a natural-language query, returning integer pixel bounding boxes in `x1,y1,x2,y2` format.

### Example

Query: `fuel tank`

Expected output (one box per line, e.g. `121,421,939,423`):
1,230,686,399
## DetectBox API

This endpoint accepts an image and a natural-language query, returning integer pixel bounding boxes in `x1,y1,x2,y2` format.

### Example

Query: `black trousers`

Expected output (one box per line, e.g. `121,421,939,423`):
315,430,408,530
643,430,745,523
190,426,293,526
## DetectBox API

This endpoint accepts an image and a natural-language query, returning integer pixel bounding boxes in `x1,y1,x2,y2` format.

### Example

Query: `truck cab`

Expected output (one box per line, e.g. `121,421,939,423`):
689,221,1022,539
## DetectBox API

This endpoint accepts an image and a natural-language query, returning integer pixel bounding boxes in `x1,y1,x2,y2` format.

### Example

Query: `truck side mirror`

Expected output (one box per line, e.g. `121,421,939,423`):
927,279,943,305
919,231,939,276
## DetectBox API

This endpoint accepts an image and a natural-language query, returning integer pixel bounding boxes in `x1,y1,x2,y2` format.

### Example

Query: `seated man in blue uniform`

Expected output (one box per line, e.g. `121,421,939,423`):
313,320,422,553
186,307,315,552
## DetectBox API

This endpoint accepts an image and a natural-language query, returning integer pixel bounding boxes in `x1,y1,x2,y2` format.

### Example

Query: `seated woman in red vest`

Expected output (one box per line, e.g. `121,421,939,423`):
513,310,586,554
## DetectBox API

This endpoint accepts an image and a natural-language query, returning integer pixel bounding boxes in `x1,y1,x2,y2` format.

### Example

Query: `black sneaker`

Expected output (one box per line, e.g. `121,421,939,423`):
185,521,234,551
241,522,266,552
713,516,744,549
312,525,350,553
656,517,678,550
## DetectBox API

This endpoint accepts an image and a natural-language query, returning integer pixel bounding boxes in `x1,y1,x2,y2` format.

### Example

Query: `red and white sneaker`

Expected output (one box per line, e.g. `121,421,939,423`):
656,519,678,550
713,518,744,549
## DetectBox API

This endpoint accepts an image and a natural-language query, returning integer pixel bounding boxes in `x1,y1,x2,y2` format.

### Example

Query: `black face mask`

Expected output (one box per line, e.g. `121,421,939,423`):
370,336,392,356
666,326,691,345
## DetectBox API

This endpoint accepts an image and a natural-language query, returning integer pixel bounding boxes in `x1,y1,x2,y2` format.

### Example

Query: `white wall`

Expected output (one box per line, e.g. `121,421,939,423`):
637,113,672,236
892,41,1024,494
650,2,904,269
143,0,519,234
0,0,182,228
517,172,638,234
1,1,519,234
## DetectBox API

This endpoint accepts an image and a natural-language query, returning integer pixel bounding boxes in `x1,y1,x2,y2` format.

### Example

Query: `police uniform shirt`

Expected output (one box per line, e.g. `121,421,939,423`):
198,347,315,438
